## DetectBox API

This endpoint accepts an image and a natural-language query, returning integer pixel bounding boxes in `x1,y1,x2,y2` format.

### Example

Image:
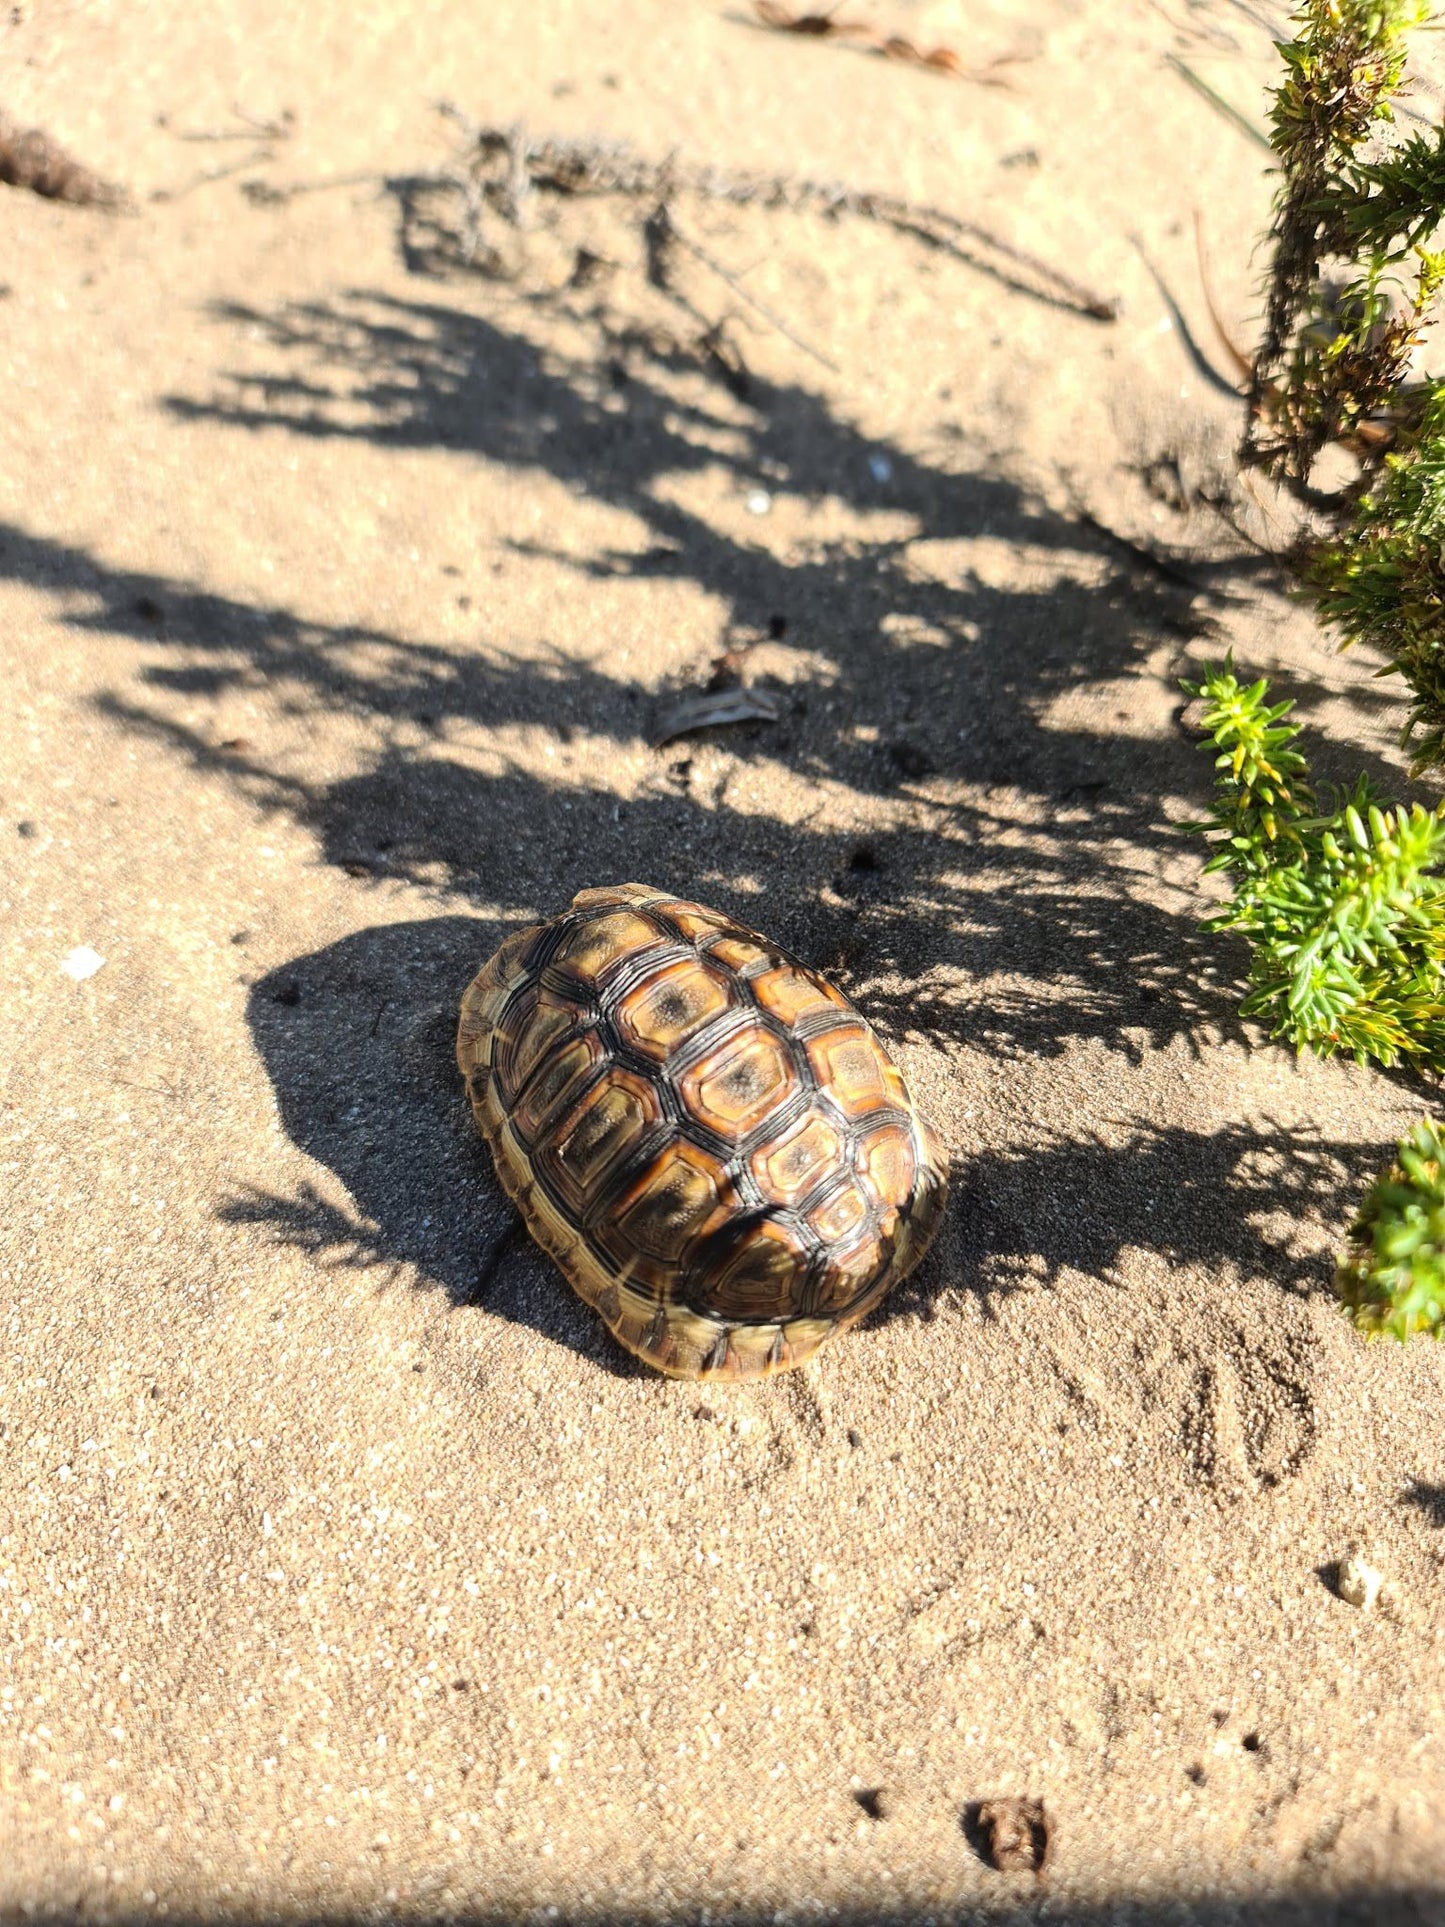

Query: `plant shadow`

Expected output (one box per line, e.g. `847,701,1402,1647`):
2,167,1421,1358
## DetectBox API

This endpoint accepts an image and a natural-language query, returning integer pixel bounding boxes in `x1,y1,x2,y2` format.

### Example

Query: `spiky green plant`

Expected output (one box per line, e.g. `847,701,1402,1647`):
1243,2,1445,776
1245,0,1441,488
1304,390,1445,771
1186,660,1445,1069
1187,3,1445,1336
1335,1118,1445,1336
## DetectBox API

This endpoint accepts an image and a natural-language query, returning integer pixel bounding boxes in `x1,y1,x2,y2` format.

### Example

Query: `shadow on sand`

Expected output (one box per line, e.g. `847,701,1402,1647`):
0,192,1414,1369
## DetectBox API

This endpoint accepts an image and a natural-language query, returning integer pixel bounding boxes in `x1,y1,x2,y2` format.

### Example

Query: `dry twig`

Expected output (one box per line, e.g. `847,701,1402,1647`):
448,119,1119,323
752,1,1023,85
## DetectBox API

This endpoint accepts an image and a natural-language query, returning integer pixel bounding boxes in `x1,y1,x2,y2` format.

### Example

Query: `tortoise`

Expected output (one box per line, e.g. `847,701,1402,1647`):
456,884,949,1379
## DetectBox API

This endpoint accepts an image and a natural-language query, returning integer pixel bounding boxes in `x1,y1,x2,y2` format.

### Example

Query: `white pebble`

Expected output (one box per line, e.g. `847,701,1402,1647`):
746,490,772,516
1337,1551,1382,1611
60,946,105,981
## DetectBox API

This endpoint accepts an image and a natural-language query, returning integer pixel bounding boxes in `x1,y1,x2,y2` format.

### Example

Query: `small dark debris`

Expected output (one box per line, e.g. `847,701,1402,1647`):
887,740,934,780
16,820,37,838
270,980,301,1007
847,843,879,873
342,860,376,879
457,594,473,610
451,1678,470,1691
411,1360,425,1372
135,594,165,623
1185,1763,1207,1786
846,1427,863,1449
570,246,615,289
218,737,251,753
966,1797,1050,1875
1000,147,1041,169
0,114,127,207
441,563,461,577
768,613,789,639
853,1786,894,1821
230,930,251,946
1241,1732,1263,1754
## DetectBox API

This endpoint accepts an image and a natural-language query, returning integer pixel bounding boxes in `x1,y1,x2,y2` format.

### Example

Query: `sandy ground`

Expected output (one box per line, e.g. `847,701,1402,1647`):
3,1,1445,1921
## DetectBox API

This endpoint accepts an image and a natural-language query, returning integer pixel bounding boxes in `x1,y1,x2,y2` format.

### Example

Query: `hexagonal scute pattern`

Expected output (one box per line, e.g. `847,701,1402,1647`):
612,1138,736,1265
751,1108,845,1207
551,909,661,985
680,1024,798,1141
803,1025,891,1120
457,884,949,1381
542,1066,662,1215
751,964,849,1030
615,957,733,1061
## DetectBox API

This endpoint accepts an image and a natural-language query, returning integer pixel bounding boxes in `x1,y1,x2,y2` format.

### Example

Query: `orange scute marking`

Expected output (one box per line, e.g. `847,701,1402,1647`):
807,1180,870,1244
752,965,847,1029
546,1067,660,1210
616,958,732,1060
752,1109,844,1206
553,910,660,982
681,1025,797,1138
805,1027,890,1120
614,1138,735,1262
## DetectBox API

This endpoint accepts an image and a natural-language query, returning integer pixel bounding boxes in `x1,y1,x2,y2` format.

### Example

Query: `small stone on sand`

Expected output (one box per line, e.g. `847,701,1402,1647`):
1336,1552,1383,1611
60,945,105,981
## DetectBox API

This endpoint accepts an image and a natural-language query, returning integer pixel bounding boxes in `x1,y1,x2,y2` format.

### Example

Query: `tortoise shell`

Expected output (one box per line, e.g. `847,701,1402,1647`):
456,884,948,1379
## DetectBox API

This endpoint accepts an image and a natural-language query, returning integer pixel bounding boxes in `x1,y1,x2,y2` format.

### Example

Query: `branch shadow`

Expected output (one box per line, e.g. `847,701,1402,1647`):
1401,1480,1445,1528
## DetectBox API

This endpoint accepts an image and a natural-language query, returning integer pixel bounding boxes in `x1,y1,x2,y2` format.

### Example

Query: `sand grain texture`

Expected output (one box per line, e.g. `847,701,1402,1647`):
2,1,1444,1921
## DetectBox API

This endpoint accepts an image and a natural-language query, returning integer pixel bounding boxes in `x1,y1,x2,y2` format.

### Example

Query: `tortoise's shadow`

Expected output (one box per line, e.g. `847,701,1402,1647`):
231,916,657,1378
233,914,974,1378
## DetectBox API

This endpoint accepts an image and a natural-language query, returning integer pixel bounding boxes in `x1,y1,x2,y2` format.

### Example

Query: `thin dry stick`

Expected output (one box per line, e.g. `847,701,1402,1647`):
452,121,1119,323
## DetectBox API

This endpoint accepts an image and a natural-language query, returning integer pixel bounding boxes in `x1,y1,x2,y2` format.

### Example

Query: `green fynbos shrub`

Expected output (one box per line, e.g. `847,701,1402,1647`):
1335,1118,1445,1337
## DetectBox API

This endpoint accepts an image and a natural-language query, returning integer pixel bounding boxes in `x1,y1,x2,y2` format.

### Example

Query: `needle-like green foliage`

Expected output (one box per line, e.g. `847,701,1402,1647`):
1192,4,1445,1337
1186,659,1445,1069
1244,3,1445,777
1305,389,1445,772
1246,0,1440,485
1335,1117,1445,1336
